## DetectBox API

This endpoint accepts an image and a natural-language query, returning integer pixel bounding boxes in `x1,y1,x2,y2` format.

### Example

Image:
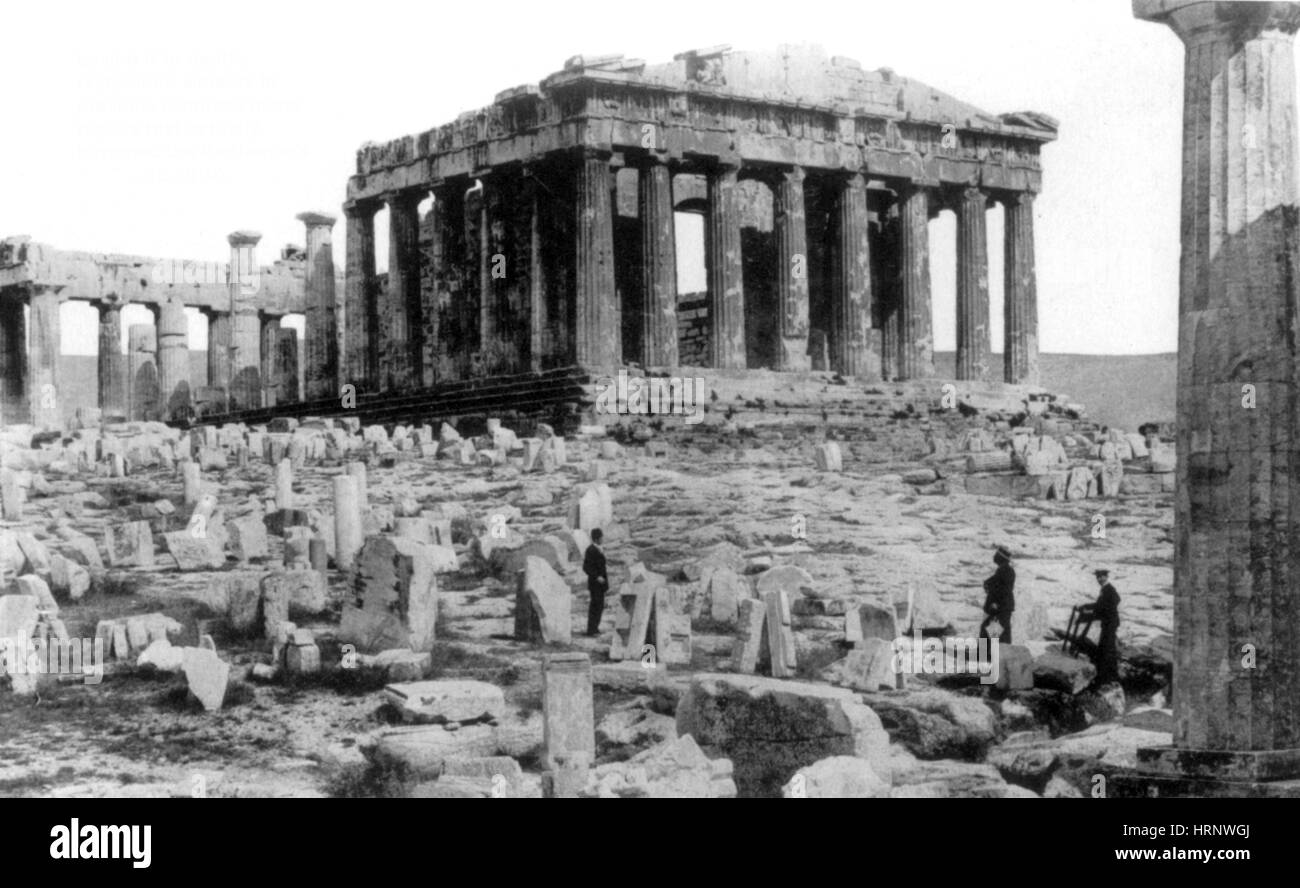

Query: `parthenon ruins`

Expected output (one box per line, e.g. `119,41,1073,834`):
0,45,1055,430
345,45,1056,392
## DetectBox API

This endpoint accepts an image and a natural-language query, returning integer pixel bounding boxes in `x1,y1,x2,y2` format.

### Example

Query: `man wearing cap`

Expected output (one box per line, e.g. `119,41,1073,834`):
1079,569,1121,684
979,545,1016,644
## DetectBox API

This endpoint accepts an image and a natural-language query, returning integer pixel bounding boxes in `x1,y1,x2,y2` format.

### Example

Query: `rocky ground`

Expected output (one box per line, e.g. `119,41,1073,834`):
0,388,1176,799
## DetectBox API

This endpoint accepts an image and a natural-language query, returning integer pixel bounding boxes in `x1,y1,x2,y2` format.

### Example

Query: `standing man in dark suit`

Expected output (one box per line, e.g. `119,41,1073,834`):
583,528,608,637
979,544,1016,644
1080,568,1122,685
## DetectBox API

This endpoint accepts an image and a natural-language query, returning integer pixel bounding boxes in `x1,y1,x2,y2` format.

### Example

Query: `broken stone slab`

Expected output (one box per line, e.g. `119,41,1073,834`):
1033,651,1097,694
998,644,1035,691
384,680,507,725
820,638,899,692
543,652,596,771
578,735,736,799
137,637,184,672
227,514,269,562
813,442,842,472
754,564,816,599
286,643,322,674
162,529,226,571
16,574,58,612
371,724,501,780
340,535,439,653
861,687,1000,760
367,649,432,682
514,555,572,645
262,569,328,618
566,483,613,532
706,566,749,624
676,673,891,798
104,520,155,568
182,644,230,712
783,756,889,798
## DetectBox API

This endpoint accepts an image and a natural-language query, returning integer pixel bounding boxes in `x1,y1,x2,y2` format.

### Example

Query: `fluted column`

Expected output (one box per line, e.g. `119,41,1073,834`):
127,323,158,421
707,164,745,369
260,315,281,408
276,327,299,403
298,211,338,400
97,301,126,419
227,230,262,411
574,151,620,368
344,203,376,388
0,295,27,425
204,310,230,402
528,178,548,372
385,191,421,391
955,186,991,381
157,298,190,419
833,173,878,379
896,185,934,379
639,160,678,367
28,285,62,429
1003,192,1040,385
774,166,811,371
1135,0,1300,765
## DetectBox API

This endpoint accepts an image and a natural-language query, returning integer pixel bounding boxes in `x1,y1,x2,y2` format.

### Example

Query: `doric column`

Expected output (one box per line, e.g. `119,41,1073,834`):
833,173,877,379
707,164,745,369
260,315,281,408
97,300,126,419
774,166,811,371
478,176,496,362
955,186,991,381
574,151,620,369
276,327,299,403
896,185,934,379
298,211,338,401
156,298,190,419
127,323,158,421
386,191,422,390
204,310,230,401
1003,192,1039,385
0,294,28,425
28,285,62,429
528,176,548,372
1135,0,1300,771
227,230,262,411
343,203,376,389
639,159,678,367
421,189,443,388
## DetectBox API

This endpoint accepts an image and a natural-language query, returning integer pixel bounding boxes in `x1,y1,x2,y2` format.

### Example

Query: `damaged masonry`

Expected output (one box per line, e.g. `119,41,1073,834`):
1,19,1295,805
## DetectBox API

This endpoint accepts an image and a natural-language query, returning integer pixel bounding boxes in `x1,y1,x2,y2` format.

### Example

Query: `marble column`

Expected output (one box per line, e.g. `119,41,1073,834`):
344,203,376,389
639,159,678,368
421,189,444,388
276,327,299,403
774,166,811,371
156,298,190,419
28,285,62,429
298,211,338,401
707,164,745,369
127,323,159,421
0,293,29,425
1135,0,1300,774
955,186,991,381
896,185,934,380
833,173,878,379
227,230,262,411
1003,192,1040,385
387,191,422,390
574,151,620,368
205,310,231,403
528,177,548,372
97,301,126,419
260,315,281,408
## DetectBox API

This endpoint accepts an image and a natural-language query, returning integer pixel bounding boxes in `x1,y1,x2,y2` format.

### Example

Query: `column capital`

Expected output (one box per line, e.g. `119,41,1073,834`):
1135,0,1300,44
296,210,337,229
227,230,262,247
997,190,1036,209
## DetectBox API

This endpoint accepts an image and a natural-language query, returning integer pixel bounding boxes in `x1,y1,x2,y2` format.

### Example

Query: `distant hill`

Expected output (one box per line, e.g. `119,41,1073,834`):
935,351,1176,432
48,350,1176,432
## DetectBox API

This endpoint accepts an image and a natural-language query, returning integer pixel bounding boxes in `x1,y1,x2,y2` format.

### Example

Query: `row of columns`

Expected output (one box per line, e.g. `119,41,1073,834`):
342,152,1039,388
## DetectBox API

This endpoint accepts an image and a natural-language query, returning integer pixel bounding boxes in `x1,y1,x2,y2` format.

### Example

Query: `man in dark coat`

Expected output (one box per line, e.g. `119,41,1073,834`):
1080,569,1121,684
583,528,609,637
979,545,1016,644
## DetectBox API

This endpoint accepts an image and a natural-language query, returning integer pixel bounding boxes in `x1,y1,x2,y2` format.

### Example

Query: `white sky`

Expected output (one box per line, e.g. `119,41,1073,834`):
1,0,1195,356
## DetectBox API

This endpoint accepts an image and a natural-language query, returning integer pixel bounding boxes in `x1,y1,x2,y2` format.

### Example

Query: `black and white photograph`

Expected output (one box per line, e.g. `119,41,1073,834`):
0,0,1292,859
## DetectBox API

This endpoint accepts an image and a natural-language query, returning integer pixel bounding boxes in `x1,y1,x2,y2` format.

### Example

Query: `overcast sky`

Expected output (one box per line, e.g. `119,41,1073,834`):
1,0,1196,356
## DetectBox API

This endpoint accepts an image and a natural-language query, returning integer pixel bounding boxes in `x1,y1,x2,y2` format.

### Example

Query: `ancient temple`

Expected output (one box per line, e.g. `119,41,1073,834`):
0,215,341,426
343,45,1056,392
